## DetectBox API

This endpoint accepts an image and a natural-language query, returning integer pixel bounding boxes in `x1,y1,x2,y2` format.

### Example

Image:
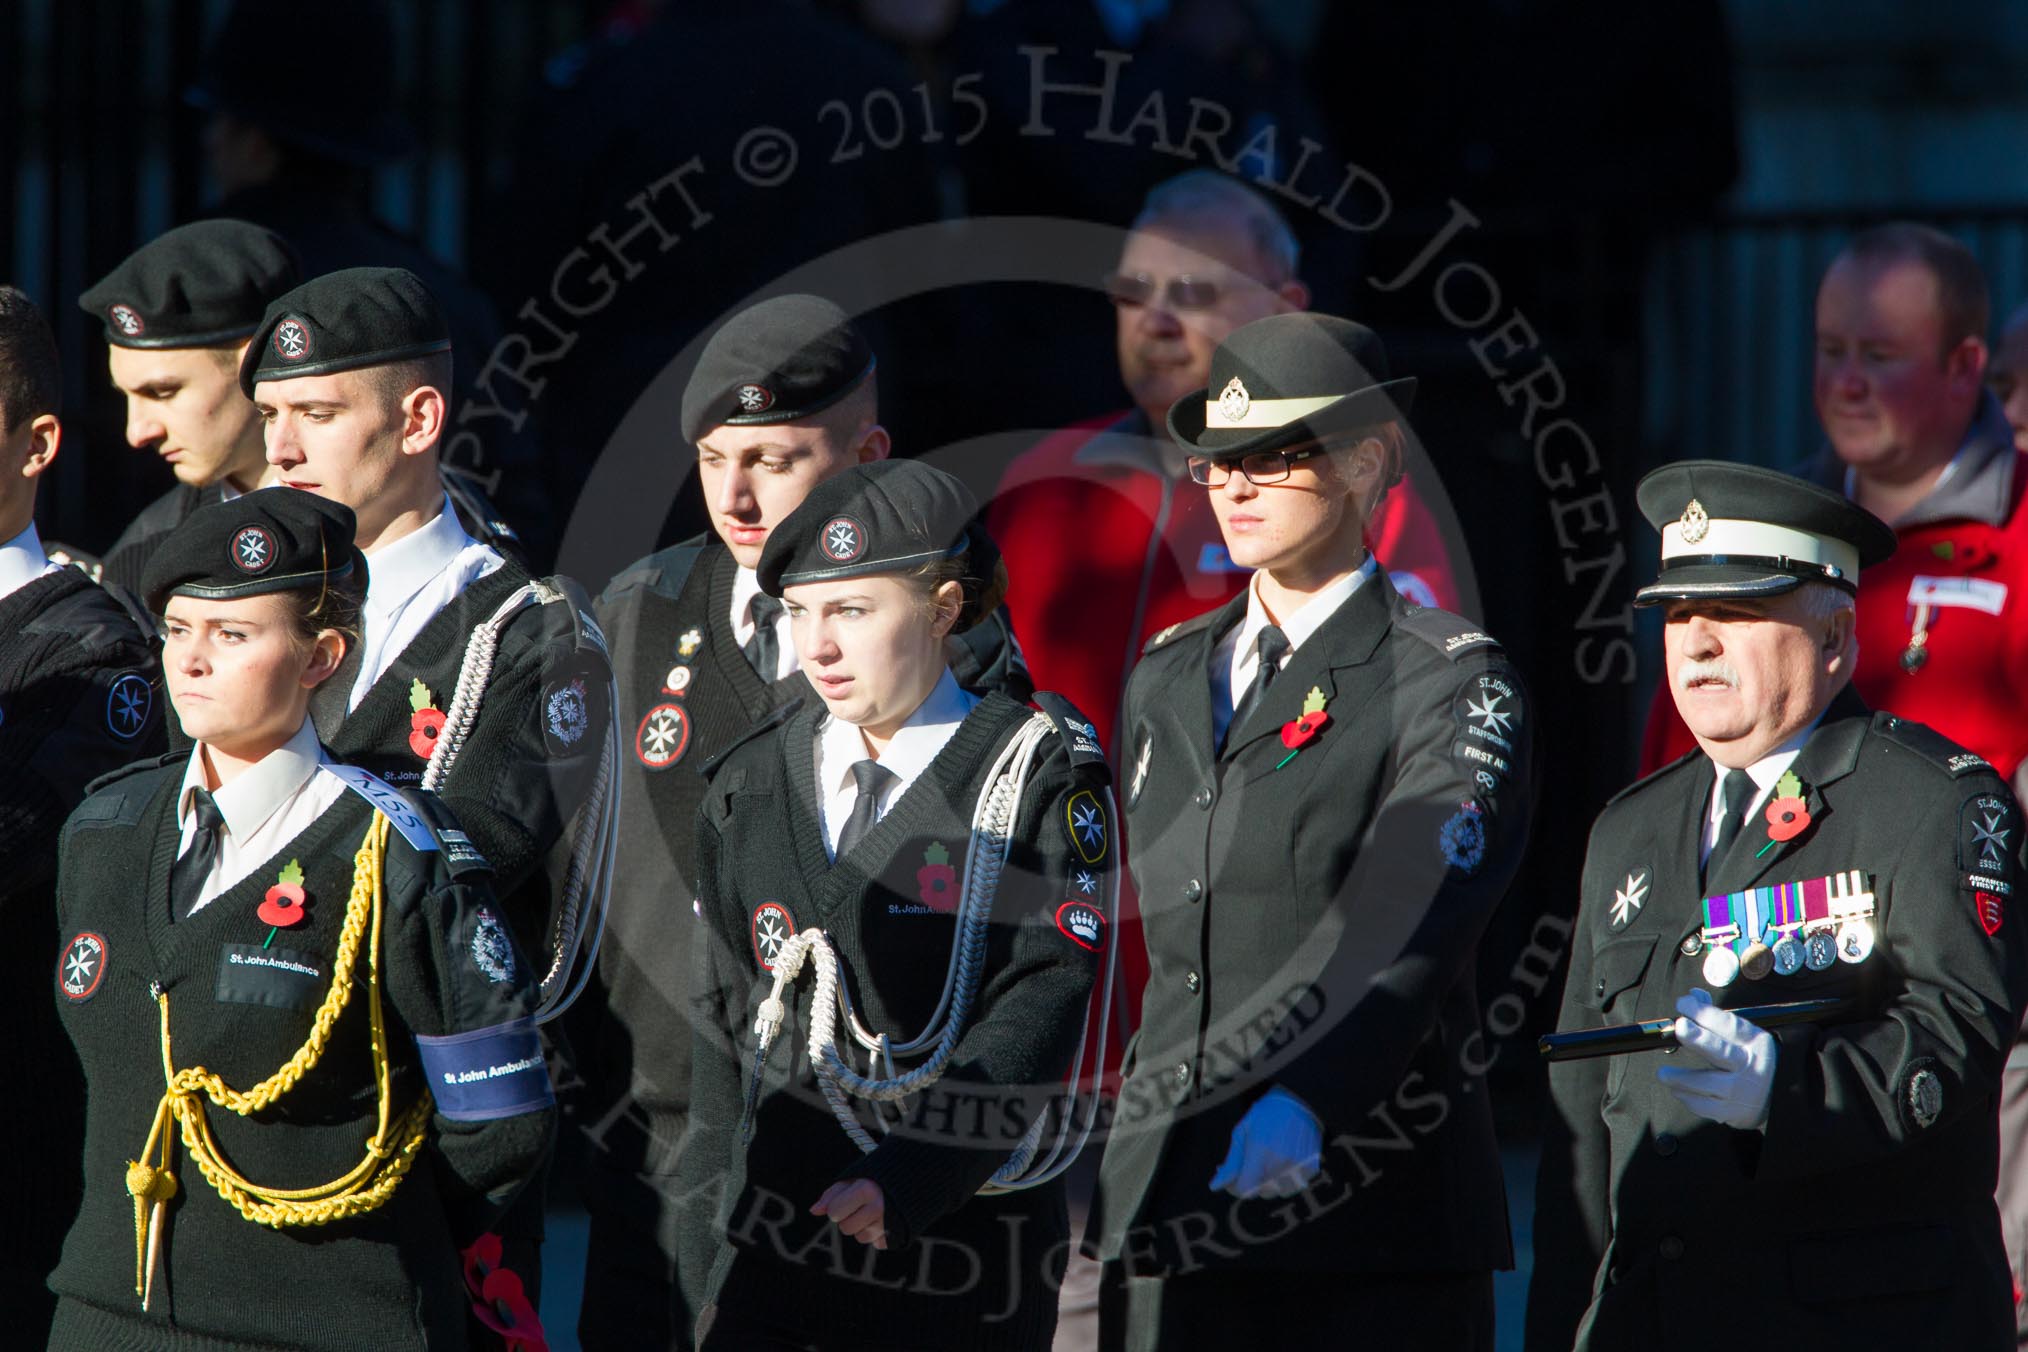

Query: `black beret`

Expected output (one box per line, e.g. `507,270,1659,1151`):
240,267,449,398
79,220,300,349
1168,312,1416,459
1634,460,1897,606
142,487,367,615
680,294,875,443
757,459,986,597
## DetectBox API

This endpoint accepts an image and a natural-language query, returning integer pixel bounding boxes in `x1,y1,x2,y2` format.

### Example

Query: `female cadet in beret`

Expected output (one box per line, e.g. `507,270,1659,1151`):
684,459,1111,1352
45,488,555,1351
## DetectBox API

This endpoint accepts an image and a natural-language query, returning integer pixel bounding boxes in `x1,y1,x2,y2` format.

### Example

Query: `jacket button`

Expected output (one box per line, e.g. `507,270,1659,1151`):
1182,879,1203,903
1194,786,1213,809
1680,935,1701,956
1594,977,1607,999
1654,1133,1677,1157
1174,1062,1192,1087
1184,971,1201,994
1659,1235,1685,1261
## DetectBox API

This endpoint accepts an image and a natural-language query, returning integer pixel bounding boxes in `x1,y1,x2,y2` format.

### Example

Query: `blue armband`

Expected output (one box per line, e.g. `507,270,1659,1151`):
415,1016,553,1121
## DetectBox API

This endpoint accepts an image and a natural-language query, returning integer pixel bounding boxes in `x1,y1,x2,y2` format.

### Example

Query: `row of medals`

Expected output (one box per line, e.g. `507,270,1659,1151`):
1684,918,1875,988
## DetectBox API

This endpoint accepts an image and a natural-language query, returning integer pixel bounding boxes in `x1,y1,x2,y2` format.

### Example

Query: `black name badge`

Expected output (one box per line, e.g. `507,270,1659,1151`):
216,943,327,1012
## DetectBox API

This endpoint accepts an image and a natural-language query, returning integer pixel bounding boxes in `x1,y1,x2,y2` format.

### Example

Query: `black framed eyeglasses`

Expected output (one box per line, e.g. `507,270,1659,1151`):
1102,270,1224,311
1186,445,1331,486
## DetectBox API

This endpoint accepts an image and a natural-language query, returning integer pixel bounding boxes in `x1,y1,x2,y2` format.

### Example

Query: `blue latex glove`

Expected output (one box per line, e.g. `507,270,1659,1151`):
1208,1086,1323,1199
1655,987,1778,1130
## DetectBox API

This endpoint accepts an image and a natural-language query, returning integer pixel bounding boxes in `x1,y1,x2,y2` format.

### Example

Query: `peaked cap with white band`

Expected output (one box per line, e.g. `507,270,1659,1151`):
1166,312,1417,459
1633,460,1896,605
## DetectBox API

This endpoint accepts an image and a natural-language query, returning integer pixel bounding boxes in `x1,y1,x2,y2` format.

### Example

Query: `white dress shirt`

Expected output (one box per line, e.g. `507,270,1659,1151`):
1210,554,1377,746
729,564,797,682
1700,722,1817,864
176,718,349,915
350,494,504,711
0,521,61,603
816,667,978,860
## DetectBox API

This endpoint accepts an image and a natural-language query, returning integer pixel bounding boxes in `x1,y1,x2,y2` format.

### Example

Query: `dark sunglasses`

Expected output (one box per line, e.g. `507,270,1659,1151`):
1102,271,1225,311
1186,445,1331,486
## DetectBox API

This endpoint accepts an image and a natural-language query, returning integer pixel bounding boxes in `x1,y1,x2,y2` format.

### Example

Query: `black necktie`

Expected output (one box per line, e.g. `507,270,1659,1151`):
1706,768,1757,880
172,788,227,920
1224,625,1291,750
836,759,895,860
745,594,783,680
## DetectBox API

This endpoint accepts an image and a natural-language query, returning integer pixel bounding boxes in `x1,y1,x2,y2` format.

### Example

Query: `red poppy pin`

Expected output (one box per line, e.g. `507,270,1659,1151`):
1275,688,1331,769
917,842,959,913
409,678,448,759
1756,770,1812,857
259,859,307,948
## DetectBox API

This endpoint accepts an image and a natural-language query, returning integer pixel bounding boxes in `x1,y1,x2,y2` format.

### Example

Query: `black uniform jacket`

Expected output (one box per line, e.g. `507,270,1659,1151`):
311,557,613,967
1527,688,2028,1352
48,757,554,1351
686,691,1102,1346
569,535,1032,1345
0,567,163,1325
1089,571,1533,1277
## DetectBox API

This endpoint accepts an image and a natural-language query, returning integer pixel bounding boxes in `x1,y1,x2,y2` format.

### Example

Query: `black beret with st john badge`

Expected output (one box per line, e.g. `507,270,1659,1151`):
141,487,367,615
79,219,300,349
240,267,450,397
680,294,875,444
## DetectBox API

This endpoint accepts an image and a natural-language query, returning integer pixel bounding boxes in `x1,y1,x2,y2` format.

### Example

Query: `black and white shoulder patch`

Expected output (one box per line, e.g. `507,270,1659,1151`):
1394,606,1500,662
1032,692,1111,783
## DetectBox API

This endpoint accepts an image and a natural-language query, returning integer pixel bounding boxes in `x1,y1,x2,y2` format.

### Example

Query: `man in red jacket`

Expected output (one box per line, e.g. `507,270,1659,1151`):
1634,223,2028,1341
989,172,1465,769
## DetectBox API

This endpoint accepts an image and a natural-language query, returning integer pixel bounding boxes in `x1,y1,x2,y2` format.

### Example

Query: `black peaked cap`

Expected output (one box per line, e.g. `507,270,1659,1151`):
1167,312,1417,458
142,487,367,615
241,267,449,397
80,220,300,349
681,294,875,443
1634,460,1897,605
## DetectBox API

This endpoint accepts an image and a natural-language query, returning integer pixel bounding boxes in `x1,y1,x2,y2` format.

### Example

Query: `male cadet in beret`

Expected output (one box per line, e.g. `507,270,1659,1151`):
1088,314,1533,1351
0,287,164,1342
1528,462,2028,1352
573,293,1028,1351
244,265,615,1297
79,219,297,599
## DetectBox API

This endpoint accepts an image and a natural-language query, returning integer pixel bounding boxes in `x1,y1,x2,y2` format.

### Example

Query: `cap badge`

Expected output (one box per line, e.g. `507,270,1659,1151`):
736,383,775,414
108,304,145,337
272,317,312,362
1217,376,1251,424
230,524,276,574
1679,498,1710,545
820,515,867,564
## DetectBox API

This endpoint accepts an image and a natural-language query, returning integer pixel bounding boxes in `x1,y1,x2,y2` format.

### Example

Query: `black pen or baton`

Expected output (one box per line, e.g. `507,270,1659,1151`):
1538,997,1854,1062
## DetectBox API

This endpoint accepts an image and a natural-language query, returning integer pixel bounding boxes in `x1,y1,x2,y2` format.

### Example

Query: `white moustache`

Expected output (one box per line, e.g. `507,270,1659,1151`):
1678,660,1740,691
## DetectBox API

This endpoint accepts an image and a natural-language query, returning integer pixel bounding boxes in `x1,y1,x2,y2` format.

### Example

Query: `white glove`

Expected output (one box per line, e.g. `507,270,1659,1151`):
1656,987,1778,1131
1209,1086,1323,1199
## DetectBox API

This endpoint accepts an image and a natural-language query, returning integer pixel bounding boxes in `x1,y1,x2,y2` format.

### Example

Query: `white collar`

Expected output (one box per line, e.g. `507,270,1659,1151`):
1708,718,1819,811
820,667,978,795
363,494,475,613
1233,554,1376,658
181,717,327,840
0,522,52,601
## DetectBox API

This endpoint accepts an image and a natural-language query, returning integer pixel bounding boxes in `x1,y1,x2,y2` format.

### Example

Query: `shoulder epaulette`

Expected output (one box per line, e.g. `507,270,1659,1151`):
1602,746,1704,809
597,536,711,609
22,571,150,652
1141,609,1223,655
1031,691,1111,785
1872,713,2000,780
699,698,804,781
397,788,493,878
1392,604,1501,662
80,749,181,801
